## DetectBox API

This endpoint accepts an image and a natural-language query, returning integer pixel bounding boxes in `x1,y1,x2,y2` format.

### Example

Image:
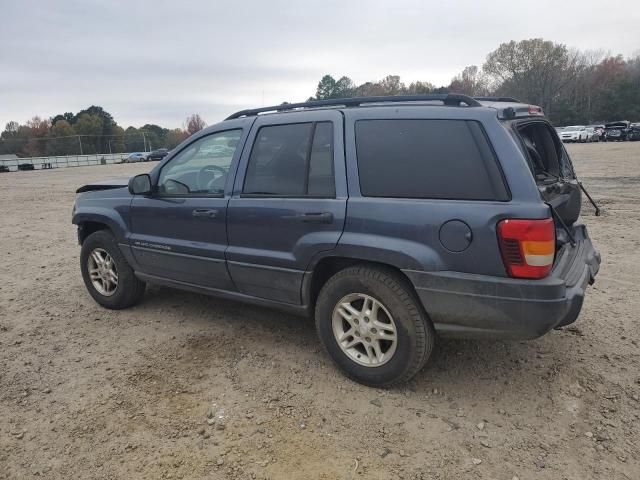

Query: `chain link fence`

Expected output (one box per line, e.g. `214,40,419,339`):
0,153,134,172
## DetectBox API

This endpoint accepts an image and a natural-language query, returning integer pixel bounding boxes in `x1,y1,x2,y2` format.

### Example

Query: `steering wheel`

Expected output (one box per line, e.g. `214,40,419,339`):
196,165,227,191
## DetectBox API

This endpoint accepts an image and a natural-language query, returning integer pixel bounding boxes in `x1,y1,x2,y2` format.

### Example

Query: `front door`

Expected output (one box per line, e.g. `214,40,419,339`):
129,128,245,290
226,111,347,304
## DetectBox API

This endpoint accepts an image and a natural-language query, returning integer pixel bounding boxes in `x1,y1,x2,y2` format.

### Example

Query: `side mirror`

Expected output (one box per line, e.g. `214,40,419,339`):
129,174,152,195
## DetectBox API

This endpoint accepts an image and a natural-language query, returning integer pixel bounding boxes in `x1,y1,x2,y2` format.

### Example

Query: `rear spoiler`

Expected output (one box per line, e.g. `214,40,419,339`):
499,105,545,120
476,99,545,119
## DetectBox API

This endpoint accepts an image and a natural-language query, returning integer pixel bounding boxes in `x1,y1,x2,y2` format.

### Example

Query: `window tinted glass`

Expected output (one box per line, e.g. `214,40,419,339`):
355,119,507,200
158,129,241,195
243,122,335,196
308,122,335,196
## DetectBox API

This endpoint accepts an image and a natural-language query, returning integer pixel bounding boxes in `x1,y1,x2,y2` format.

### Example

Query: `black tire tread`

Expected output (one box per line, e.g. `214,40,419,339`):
80,230,145,309
315,265,434,387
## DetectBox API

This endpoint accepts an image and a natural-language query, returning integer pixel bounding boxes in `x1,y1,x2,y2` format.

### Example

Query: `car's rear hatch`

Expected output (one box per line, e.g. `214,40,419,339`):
511,119,600,288
514,120,582,228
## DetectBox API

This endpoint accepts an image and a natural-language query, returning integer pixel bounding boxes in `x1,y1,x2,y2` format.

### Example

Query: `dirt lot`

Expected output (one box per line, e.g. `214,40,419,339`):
1,142,639,480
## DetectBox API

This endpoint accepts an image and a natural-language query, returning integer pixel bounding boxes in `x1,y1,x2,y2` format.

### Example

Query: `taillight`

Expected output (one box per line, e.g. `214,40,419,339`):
497,218,555,279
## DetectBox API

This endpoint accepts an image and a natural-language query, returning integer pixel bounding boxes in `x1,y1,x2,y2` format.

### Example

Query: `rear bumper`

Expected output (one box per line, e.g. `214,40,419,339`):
403,224,600,340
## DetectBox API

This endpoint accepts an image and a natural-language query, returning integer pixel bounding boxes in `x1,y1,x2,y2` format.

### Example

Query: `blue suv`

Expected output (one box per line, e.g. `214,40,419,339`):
72,94,600,386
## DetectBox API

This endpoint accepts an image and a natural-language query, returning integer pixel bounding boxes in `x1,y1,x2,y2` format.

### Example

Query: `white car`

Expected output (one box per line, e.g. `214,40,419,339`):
559,126,591,143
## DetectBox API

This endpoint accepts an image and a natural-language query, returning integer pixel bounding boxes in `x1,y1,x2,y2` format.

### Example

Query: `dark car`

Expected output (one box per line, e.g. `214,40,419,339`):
148,148,169,161
604,121,631,141
72,94,600,386
628,124,640,141
18,163,35,171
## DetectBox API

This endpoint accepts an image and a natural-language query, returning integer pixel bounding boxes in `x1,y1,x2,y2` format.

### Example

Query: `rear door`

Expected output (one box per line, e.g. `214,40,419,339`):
226,110,346,304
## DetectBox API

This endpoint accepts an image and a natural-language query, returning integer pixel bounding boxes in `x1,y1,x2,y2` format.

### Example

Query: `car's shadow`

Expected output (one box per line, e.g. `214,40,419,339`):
141,285,568,398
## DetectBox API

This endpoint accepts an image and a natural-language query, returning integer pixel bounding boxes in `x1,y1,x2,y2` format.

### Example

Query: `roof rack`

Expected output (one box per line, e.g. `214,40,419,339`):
475,96,521,103
225,93,481,120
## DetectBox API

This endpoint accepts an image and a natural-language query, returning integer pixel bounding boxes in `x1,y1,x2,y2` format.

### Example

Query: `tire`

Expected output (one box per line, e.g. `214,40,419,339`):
315,265,435,387
80,230,145,309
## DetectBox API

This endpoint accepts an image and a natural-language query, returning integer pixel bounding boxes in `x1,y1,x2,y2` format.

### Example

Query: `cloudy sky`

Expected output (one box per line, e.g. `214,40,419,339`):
1,0,638,129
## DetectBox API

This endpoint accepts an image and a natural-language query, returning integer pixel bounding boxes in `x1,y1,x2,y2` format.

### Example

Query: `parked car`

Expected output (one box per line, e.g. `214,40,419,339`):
604,121,631,141
148,148,169,161
72,94,600,386
559,125,590,142
123,152,149,163
585,127,599,142
18,162,35,171
0,165,9,173
628,123,640,141
589,125,605,140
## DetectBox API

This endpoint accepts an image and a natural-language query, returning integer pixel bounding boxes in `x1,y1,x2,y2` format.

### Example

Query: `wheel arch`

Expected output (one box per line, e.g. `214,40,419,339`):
73,209,128,245
304,255,421,311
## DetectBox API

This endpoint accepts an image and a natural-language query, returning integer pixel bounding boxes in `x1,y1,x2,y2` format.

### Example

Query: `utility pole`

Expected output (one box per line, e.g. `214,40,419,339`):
77,135,83,155
141,132,146,152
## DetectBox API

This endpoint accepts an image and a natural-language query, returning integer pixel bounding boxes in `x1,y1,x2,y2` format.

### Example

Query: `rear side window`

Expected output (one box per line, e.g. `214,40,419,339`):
243,122,335,197
355,119,508,200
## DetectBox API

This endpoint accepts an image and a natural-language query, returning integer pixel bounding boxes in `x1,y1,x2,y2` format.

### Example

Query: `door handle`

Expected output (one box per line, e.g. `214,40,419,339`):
192,208,218,218
300,212,333,224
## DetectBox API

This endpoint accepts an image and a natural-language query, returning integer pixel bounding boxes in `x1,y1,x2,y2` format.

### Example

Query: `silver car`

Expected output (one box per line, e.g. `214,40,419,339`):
123,152,149,163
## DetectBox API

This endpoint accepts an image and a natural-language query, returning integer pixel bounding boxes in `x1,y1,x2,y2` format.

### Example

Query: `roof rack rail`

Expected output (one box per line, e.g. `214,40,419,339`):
474,96,521,103
226,93,481,120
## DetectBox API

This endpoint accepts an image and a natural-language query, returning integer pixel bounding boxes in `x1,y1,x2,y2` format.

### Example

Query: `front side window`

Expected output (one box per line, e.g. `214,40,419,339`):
158,129,241,195
243,122,335,197
355,119,508,200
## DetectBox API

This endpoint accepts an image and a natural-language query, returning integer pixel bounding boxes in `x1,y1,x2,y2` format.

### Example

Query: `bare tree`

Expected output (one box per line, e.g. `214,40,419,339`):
184,114,206,136
448,65,489,96
483,39,585,116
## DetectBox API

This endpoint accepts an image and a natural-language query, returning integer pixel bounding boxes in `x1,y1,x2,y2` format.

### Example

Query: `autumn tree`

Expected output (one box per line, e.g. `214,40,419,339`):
483,39,584,116
448,65,489,96
165,128,189,149
184,114,206,136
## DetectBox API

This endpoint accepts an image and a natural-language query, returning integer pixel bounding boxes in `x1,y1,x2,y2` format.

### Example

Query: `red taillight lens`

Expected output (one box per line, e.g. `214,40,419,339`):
497,218,555,279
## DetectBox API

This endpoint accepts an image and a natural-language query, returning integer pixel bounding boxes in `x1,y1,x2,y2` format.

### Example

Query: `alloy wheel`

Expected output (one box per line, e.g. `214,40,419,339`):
331,293,398,367
87,248,118,296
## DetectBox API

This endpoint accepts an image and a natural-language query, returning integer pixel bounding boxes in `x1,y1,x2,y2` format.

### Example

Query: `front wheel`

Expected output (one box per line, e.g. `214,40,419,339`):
80,230,145,309
315,265,435,387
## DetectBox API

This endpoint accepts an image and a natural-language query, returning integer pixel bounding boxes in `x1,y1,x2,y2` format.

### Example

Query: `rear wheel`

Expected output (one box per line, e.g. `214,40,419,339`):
80,230,145,309
315,265,435,387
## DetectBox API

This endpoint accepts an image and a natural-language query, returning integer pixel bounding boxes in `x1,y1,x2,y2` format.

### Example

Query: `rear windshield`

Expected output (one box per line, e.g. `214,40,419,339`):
355,119,509,200
517,121,575,180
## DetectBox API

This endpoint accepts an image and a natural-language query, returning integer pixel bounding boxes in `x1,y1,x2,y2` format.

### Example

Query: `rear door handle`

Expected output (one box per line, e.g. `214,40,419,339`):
300,212,333,224
192,208,218,218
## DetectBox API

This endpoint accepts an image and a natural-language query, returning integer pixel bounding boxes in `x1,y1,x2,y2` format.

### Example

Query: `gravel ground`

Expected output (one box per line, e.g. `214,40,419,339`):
1,142,639,480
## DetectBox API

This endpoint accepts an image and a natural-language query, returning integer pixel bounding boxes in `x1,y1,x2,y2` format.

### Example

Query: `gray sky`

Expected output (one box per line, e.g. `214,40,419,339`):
1,0,639,129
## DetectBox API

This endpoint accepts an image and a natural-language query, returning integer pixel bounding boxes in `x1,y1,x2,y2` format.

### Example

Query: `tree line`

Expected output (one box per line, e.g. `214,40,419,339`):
0,107,207,158
310,39,640,125
2,38,638,158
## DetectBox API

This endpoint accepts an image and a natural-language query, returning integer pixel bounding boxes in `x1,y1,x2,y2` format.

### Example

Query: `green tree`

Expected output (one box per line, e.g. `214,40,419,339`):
74,113,103,154
165,128,189,149
73,106,117,153
47,120,76,156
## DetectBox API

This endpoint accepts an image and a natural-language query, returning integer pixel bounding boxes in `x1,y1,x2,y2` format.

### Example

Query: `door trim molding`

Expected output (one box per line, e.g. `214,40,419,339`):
135,272,310,316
